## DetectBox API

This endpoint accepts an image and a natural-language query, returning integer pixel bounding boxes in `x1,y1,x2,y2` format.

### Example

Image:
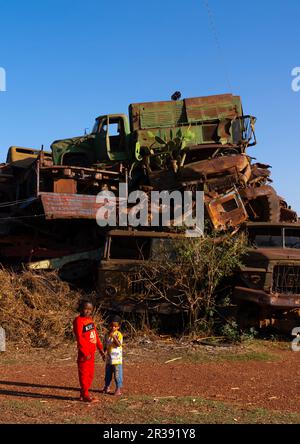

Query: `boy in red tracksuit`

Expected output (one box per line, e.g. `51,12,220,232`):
73,300,105,403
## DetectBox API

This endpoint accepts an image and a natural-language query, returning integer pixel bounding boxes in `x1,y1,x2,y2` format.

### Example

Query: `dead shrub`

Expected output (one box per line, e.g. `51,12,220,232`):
125,232,248,334
0,268,103,348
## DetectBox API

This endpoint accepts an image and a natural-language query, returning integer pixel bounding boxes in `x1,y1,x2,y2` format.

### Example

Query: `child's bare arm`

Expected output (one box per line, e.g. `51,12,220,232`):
95,329,106,361
111,334,122,347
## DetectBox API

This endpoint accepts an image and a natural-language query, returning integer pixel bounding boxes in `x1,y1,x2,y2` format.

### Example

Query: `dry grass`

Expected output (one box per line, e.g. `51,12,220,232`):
0,268,103,348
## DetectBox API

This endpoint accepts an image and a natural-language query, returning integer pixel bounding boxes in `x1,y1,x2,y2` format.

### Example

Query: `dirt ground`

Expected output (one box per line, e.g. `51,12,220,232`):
0,338,300,424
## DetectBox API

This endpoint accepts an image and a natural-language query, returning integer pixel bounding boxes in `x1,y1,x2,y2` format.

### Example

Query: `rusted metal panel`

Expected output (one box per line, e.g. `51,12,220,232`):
40,192,107,219
53,178,77,194
40,164,121,179
249,163,272,185
280,206,298,223
240,184,276,200
185,95,241,123
6,146,52,164
240,185,283,223
178,154,251,186
247,222,300,228
233,286,300,308
129,94,243,131
130,100,185,131
206,190,248,231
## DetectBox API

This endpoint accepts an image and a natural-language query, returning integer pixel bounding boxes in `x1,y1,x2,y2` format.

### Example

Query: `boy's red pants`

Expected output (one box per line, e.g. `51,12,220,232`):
77,353,95,398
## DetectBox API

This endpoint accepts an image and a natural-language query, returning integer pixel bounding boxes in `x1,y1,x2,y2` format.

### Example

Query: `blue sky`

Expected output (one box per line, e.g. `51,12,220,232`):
0,0,299,211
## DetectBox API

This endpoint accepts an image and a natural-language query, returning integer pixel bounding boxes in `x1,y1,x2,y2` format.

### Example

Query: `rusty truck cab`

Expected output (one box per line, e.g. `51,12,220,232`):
92,114,131,162
234,222,300,330
97,230,183,313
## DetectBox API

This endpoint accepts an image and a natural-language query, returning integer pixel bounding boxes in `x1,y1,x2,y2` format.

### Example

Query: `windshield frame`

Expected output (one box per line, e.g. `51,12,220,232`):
248,226,300,249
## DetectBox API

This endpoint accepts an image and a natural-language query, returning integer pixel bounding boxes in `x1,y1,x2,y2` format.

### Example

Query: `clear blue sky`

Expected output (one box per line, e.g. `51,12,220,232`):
0,0,299,212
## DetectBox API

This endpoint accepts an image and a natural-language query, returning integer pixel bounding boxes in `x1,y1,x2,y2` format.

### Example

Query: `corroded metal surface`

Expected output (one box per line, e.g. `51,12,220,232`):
40,193,106,219
234,223,300,322
178,154,251,187
0,89,298,324
206,190,248,231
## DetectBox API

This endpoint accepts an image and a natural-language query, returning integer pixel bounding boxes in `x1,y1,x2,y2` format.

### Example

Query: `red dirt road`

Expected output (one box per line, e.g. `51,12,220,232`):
0,345,299,416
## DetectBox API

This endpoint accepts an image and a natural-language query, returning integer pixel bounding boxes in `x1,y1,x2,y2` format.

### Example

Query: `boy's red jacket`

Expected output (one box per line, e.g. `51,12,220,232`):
73,316,104,357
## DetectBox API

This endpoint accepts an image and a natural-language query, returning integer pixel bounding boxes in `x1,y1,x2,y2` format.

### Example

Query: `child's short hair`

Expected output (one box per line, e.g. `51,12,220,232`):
77,298,94,312
110,314,122,325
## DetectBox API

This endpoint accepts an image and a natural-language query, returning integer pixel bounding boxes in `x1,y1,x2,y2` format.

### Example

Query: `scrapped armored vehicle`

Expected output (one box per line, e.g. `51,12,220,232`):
49,93,260,231
50,93,296,229
97,225,300,331
0,92,296,273
97,229,188,315
234,222,300,331
0,145,125,222
0,94,259,231
0,149,112,265
1,94,296,233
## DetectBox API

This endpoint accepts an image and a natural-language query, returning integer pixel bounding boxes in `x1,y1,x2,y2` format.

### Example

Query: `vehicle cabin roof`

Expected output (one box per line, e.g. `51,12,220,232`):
246,222,300,229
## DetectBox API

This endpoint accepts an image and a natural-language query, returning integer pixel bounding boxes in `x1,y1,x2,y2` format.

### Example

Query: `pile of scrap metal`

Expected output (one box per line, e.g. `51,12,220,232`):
0,146,114,276
127,94,297,231
0,93,297,274
49,93,297,231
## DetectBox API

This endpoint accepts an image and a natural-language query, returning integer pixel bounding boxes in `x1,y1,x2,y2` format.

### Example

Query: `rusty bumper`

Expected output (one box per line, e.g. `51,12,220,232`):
234,286,300,309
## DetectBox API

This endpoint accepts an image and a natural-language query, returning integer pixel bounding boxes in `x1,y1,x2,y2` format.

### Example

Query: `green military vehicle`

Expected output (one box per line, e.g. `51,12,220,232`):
0,93,296,275
0,93,296,230
51,94,256,179
0,94,259,229
49,93,295,228
49,93,260,230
